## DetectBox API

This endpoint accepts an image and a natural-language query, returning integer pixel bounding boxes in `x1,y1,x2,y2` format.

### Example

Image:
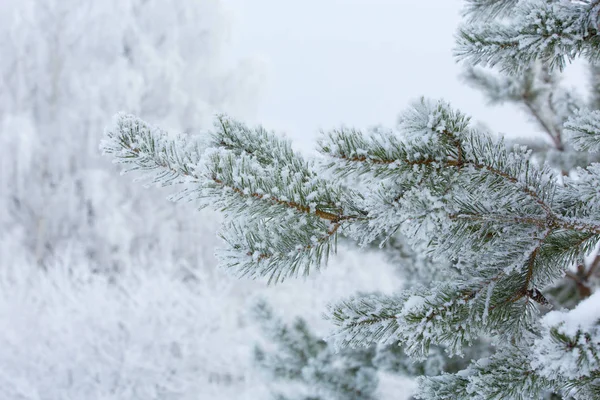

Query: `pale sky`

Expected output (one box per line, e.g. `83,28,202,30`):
226,0,587,153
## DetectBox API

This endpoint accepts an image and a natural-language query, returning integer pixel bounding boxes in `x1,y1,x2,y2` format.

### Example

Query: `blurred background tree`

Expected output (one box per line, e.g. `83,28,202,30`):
0,0,261,272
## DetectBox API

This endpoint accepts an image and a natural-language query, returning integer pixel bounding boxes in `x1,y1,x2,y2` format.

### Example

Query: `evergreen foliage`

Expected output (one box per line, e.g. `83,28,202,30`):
253,301,378,400
456,0,600,72
102,0,600,398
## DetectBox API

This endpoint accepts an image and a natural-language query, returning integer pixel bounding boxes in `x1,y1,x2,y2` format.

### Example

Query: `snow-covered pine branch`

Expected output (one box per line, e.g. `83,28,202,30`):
462,0,521,22
415,292,600,398
252,300,378,400
456,0,600,73
462,63,582,150
532,291,600,398
100,0,600,398
460,61,600,175
102,113,366,283
417,344,554,400
373,337,489,382
101,113,207,188
566,109,600,153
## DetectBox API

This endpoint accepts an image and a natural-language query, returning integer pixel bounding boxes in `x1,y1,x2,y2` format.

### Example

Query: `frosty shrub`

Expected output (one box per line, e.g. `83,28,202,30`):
0,0,259,271
102,1,600,399
0,259,268,400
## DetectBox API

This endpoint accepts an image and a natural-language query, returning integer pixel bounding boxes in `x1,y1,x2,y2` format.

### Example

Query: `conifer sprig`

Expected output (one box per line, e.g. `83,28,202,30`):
101,113,205,187
566,110,600,153
462,0,520,22
328,274,541,360
253,301,378,400
418,345,555,400
456,1,600,73
102,113,365,283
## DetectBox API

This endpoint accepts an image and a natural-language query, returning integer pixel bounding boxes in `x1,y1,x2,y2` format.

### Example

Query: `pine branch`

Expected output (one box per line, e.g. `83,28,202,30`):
374,339,490,379
101,113,367,283
462,63,574,149
253,300,378,400
101,112,205,187
462,0,521,22
328,275,540,360
565,109,600,153
104,113,363,223
322,100,562,219
456,1,600,73
418,345,555,400
532,291,600,398
219,218,340,283
213,114,306,169
319,98,471,179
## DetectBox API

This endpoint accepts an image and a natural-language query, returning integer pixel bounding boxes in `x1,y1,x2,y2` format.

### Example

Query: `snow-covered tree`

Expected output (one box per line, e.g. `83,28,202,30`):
0,0,260,271
102,1,600,398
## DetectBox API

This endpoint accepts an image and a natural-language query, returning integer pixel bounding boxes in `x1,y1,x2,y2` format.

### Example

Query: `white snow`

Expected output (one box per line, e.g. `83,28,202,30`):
541,291,600,336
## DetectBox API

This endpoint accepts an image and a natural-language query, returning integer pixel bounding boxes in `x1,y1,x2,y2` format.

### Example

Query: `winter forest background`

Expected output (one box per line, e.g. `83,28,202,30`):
0,0,591,399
